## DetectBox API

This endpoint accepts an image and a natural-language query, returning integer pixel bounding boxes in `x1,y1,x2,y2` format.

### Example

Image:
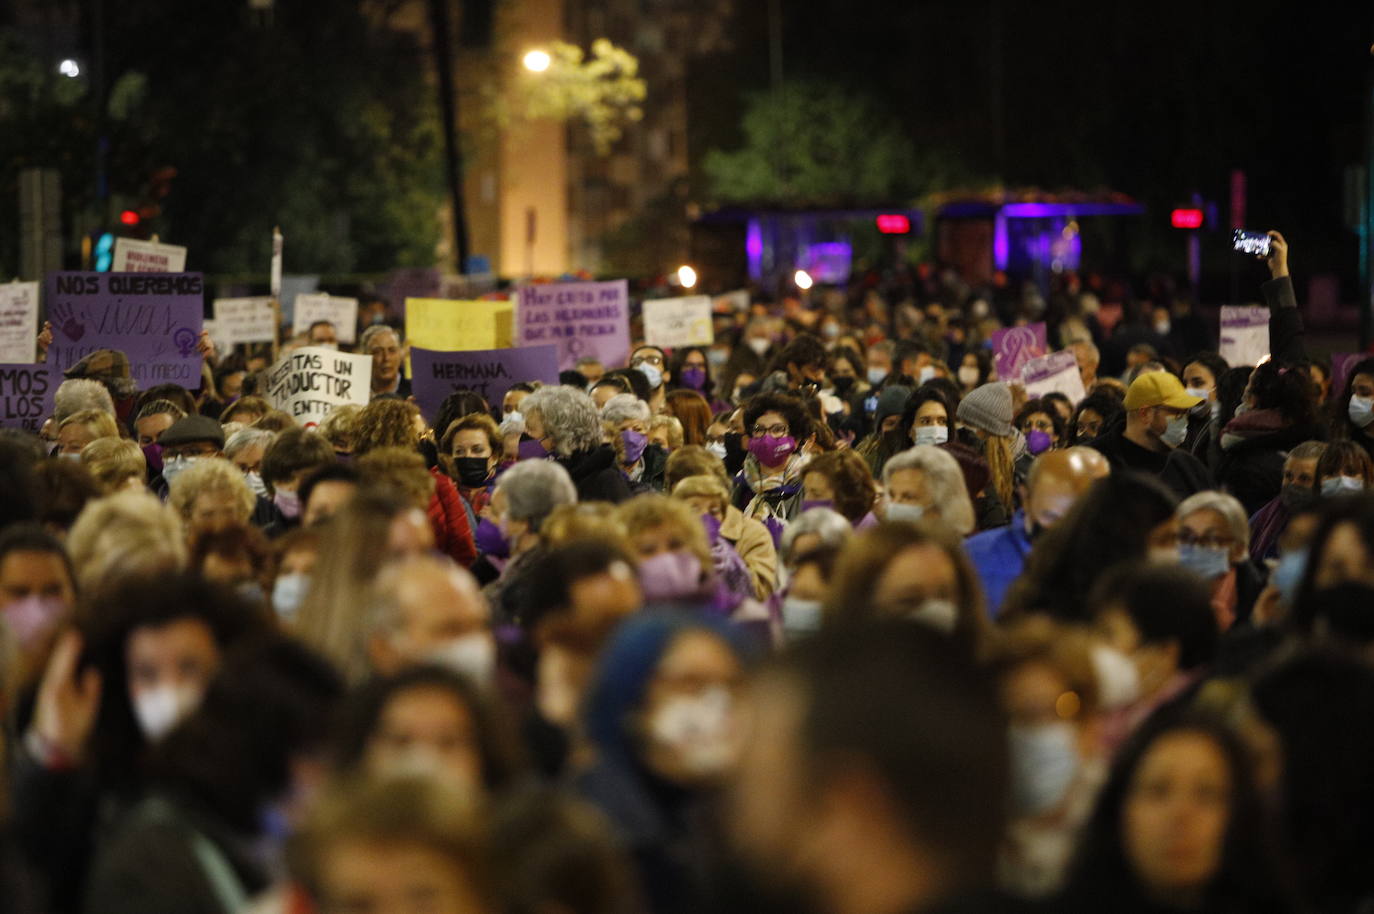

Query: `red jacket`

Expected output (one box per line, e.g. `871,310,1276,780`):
428,468,476,567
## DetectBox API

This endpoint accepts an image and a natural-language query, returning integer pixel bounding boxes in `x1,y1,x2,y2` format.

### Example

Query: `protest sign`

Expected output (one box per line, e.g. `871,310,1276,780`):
0,363,55,433
0,282,40,363
265,346,371,428
1021,350,1086,404
1219,306,1270,368
201,319,233,363
213,297,277,344
278,275,319,324
410,345,560,425
406,299,514,351
517,280,629,371
44,273,204,387
293,294,359,345
643,295,713,349
112,238,187,273
991,323,1047,382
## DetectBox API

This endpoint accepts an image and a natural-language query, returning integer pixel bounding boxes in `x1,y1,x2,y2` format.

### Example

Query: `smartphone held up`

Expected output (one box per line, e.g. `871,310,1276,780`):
1233,229,1272,258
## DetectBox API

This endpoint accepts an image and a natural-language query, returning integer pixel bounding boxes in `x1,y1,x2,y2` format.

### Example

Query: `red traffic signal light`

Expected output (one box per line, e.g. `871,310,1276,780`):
1170,208,1204,229
876,214,911,234
119,209,140,226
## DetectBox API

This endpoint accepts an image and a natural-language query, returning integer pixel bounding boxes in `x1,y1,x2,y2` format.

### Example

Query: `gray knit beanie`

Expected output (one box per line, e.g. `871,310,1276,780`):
956,382,1014,437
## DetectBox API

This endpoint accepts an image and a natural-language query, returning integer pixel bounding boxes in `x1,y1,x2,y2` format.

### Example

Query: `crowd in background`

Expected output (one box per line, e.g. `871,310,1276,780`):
4,229,1374,914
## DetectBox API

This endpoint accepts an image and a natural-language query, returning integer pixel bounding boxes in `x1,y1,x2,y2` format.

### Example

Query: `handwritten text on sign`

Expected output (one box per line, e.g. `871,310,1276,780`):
293,294,359,345
1021,350,1086,405
44,273,204,386
0,363,55,432
410,345,560,425
213,297,277,344
0,282,40,363
643,295,714,349
1219,306,1270,369
266,346,371,428
991,322,1048,383
112,238,187,273
517,281,629,371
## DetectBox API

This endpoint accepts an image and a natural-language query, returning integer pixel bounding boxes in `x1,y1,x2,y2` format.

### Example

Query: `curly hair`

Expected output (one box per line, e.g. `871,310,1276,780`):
354,399,422,456
1248,359,1319,428
316,405,362,454
802,450,877,524
614,494,712,569
168,456,257,526
520,386,603,457
742,392,813,444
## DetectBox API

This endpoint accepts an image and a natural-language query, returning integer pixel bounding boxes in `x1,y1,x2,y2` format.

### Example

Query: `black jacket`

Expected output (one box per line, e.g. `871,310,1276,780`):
1085,429,1214,501
1260,274,1306,366
1215,423,1323,516
557,444,632,504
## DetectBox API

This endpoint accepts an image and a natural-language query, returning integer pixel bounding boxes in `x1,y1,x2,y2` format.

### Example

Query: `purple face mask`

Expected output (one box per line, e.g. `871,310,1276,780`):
474,517,510,559
639,551,706,603
680,366,707,391
273,488,301,520
517,434,550,461
2,595,66,652
621,429,648,465
141,442,164,476
1026,429,1053,456
747,434,797,468
801,498,833,513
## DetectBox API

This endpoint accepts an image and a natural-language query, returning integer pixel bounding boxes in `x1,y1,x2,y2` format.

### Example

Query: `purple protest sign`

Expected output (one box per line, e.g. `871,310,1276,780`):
991,322,1047,382
410,345,560,425
1021,350,1085,404
516,281,629,371
44,273,204,389
0,363,56,433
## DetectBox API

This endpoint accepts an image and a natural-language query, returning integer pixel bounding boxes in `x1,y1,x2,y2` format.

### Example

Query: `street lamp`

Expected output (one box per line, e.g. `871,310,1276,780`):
794,269,813,290
523,49,551,73
676,265,698,289
58,59,81,78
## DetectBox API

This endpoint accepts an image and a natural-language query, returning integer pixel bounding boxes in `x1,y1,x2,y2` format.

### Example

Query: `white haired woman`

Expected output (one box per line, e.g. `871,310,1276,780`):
520,385,631,504
881,446,977,536
1175,490,1266,630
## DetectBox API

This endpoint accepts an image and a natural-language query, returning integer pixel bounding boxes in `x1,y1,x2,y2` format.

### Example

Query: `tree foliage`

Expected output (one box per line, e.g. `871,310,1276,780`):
703,81,967,208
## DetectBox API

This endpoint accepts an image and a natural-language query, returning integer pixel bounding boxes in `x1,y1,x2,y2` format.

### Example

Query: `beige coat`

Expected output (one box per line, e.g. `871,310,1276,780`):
719,504,778,601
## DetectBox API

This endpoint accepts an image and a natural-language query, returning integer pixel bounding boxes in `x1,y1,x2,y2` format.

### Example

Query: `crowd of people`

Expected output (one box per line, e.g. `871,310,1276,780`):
4,229,1374,914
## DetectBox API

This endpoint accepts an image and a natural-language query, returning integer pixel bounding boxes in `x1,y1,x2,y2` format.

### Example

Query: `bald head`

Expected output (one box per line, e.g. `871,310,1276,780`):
367,555,490,676
1024,446,1110,532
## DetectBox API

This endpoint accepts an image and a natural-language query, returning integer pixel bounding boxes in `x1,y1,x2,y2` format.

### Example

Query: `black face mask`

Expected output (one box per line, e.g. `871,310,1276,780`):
723,431,747,476
454,456,492,488
1304,582,1374,644
831,376,855,396
1279,484,1317,513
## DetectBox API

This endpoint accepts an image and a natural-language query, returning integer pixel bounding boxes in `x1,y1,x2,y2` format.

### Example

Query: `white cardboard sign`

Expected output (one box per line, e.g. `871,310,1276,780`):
643,295,714,348
112,238,187,273
293,293,359,345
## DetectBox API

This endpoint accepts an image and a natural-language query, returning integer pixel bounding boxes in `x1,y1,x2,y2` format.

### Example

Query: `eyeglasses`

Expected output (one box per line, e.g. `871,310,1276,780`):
633,353,664,366
751,423,789,437
1178,531,1234,550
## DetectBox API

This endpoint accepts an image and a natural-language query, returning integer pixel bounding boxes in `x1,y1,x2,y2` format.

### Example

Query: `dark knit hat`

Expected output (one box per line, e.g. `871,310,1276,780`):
956,382,1014,437
874,385,912,428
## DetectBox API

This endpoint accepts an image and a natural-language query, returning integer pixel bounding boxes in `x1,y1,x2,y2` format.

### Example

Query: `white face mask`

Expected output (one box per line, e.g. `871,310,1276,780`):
1010,722,1080,817
705,441,728,460
781,596,823,640
747,338,771,357
426,633,496,688
161,454,199,485
271,572,310,621
648,686,738,778
957,366,980,388
133,684,203,743
1090,643,1141,709
912,425,949,447
245,470,268,498
1159,413,1188,449
917,365,937,384
885,501,925,524
907,597,958,634
58,452,83,462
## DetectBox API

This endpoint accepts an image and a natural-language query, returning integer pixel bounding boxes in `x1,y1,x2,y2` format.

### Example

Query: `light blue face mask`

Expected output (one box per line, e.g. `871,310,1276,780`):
1178,543,1230,580
271,572,310,621
1349,395,1374,429
1009,722,1080,816
781,597,823,641
886,502,925,524
1321,475,1365,497
1160,414,1189,449
1272,549,1307,609
867,367,888,386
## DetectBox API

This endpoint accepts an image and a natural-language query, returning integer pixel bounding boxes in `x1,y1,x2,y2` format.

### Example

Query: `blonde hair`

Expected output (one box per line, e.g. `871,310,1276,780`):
671,474,730,516
541,503,632,555
354,447,435,510
80,437,146,493
317,404,362,454
649,415,684,451
615,494,712,568
66,491,187,594
983,434,1016,518
168,456,256,526
664,445,731,491
58,408,119,441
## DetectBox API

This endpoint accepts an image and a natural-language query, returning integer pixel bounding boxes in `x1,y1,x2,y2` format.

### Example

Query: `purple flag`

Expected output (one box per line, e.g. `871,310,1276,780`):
990,322,1048,382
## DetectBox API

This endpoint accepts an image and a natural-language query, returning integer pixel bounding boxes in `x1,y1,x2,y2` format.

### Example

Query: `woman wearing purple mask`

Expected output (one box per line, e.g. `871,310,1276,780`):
602,394,667,495
668,347,731,413
1015,398,1067,457
730,393,814,545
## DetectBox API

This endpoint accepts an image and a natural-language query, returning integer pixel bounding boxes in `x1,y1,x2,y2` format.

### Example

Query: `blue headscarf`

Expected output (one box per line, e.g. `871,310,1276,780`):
581,611,751,764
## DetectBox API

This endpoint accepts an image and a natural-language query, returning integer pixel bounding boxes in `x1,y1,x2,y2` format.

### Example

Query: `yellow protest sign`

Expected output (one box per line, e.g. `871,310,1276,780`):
405,298,514,351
